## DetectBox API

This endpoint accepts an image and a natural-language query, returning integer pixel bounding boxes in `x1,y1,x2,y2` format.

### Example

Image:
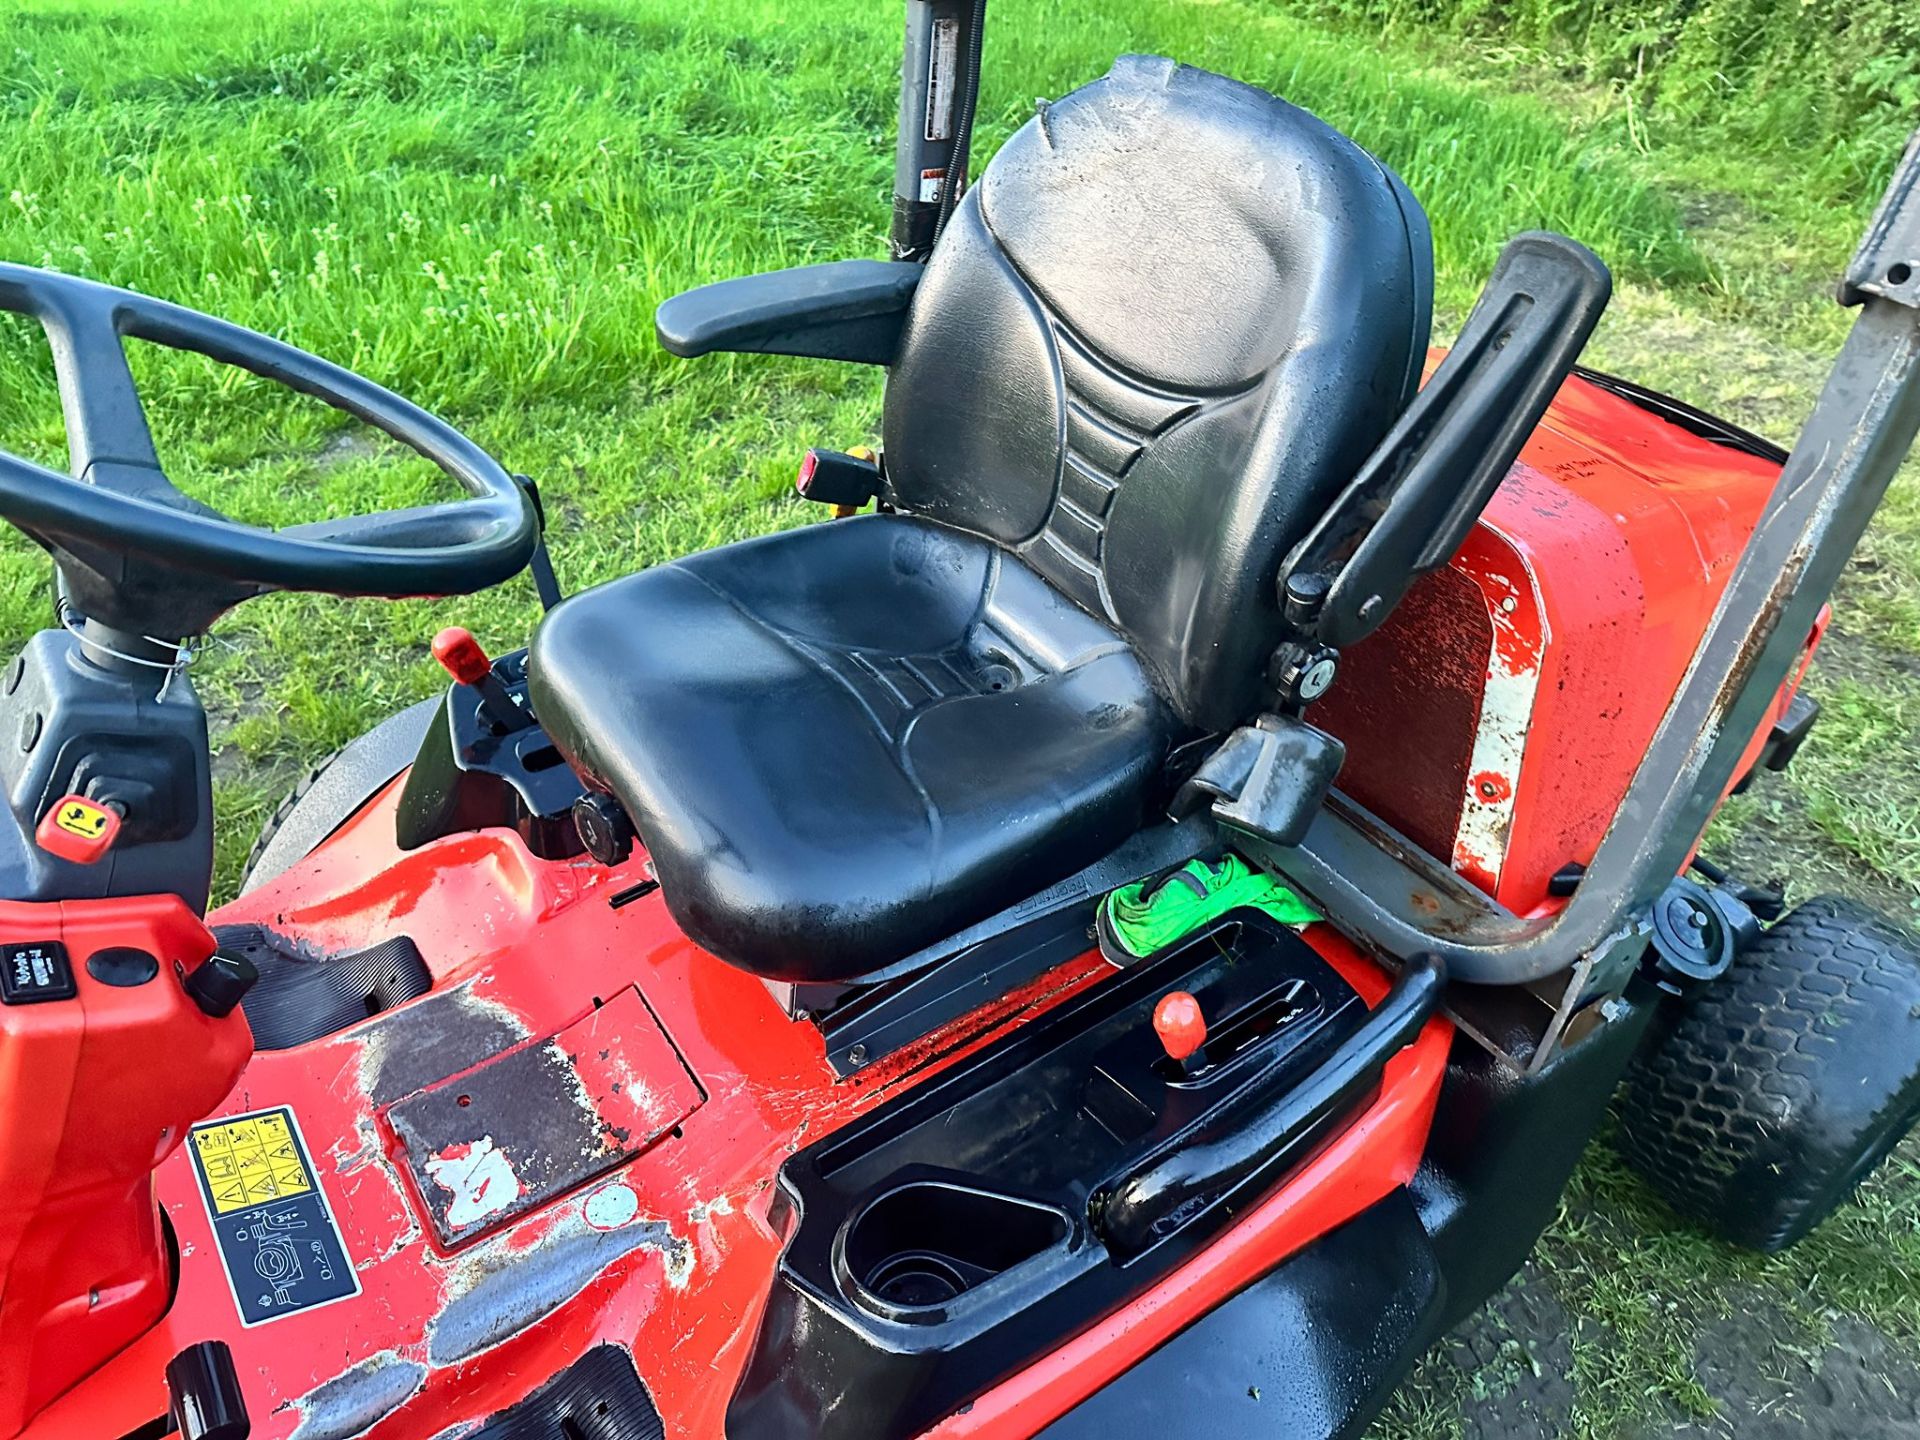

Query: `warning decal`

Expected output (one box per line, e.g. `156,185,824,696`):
188,1107,359,1326
193,1109,311,1213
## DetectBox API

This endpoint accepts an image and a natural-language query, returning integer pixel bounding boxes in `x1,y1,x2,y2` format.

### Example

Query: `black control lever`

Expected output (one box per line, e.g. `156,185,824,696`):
1092,953,1445,1259
1280,232,1613,648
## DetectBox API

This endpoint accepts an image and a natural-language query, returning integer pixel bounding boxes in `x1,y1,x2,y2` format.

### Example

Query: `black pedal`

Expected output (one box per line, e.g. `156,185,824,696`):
796,448,883,507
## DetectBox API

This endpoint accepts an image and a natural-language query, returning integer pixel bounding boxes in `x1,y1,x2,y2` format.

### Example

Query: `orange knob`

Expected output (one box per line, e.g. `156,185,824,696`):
1153,990,1207,1065
431,626,493,687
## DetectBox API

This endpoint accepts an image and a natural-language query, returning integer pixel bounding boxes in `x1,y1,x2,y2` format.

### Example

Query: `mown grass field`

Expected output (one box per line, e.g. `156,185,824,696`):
1,1,1917,1434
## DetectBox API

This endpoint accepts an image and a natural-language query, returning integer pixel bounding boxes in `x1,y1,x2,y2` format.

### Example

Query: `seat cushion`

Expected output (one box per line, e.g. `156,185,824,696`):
528,516,1175,982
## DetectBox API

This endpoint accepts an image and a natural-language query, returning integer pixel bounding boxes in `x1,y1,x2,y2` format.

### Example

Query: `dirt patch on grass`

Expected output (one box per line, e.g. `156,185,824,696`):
1414,1268,1920,1440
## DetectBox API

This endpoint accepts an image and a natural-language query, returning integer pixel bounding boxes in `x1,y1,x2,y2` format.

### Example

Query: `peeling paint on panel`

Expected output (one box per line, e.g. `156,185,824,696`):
1452,527,1546,894
424,1136,524,1231
286,1351,428,1440
426,1211,689,1365
355,980,530,1107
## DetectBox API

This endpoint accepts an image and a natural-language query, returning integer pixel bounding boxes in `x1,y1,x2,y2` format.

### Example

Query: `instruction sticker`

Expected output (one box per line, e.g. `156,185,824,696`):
924,14,959,140
188,1107,359,1326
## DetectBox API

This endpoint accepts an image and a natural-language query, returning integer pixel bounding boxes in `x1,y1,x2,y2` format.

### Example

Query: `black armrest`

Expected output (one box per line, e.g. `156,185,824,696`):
1280,232,1612,648
655,260,924,365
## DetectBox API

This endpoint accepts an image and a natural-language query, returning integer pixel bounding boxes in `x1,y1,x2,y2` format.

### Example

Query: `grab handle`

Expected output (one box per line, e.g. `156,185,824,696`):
1091,954,1445,1259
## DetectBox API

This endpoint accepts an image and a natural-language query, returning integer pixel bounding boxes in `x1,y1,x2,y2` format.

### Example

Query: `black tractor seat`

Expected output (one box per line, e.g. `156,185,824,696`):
531,517,1172,980
529,56,1434,983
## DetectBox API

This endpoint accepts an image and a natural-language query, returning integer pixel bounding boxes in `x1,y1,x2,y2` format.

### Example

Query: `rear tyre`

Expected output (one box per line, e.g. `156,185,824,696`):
1616,896,1920,1252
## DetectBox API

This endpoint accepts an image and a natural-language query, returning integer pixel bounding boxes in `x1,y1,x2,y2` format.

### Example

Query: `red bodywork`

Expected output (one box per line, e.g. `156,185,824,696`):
0,898,249,1437
7,374,1814,1439
1322,368,1822,914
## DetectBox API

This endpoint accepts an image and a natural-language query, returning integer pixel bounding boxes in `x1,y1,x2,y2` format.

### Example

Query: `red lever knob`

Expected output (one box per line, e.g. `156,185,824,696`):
1152,990,1207,1065
432,627,493,686
35,795,122,865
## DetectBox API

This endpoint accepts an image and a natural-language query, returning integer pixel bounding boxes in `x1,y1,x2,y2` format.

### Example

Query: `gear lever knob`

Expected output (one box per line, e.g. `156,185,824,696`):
432,626,494,686
1153,990,1207,1068
431,626,529,732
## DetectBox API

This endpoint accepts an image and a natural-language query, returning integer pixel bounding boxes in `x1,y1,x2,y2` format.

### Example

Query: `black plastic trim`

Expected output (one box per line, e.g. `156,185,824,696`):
1765,690,1821,771
394,650,584,860
471,1344,663,1440
1094,954,1444,1256
655,260,923,365
1048,995,1654,1440
730,915,1441,1440
1040,1191,1445,1440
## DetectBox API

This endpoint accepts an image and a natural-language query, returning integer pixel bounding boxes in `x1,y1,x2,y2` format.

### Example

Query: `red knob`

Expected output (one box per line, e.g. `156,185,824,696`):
1153,991,1207,1064
35,794,121,865
432,626,493,686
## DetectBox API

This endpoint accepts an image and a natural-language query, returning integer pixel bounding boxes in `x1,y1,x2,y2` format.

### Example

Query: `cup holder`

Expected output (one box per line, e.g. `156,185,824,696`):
838,1180,1070,1321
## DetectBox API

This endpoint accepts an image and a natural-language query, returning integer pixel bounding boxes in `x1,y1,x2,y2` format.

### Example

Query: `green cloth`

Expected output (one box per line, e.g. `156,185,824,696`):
1100,854,1320,959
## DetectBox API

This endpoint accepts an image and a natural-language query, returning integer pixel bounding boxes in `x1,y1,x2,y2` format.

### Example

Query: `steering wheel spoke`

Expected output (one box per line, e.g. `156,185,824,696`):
18,284,166,482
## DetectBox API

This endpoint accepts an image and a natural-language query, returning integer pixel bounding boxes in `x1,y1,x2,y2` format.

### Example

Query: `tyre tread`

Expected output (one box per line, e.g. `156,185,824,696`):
1617,897,1920,1251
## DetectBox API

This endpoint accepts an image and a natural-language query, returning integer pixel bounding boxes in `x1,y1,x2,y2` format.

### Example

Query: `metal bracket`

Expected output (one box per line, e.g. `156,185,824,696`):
1841,129,1920,310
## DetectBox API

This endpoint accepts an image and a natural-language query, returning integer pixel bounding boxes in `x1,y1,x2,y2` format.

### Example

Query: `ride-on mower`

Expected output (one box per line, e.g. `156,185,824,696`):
3,7,1920,1436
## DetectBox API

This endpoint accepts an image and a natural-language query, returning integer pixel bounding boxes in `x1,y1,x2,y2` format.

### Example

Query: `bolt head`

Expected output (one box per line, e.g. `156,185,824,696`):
1299,657,1337,700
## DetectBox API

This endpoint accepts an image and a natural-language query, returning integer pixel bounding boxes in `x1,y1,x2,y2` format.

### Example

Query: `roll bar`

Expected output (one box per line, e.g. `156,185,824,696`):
1251,130,1920,986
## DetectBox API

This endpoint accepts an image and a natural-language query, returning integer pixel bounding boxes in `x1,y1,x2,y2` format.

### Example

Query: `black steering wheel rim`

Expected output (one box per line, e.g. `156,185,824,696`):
0,261,538,634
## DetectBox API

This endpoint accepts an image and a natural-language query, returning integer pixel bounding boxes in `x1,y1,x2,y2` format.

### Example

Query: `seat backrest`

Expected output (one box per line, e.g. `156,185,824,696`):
882,56,1434,733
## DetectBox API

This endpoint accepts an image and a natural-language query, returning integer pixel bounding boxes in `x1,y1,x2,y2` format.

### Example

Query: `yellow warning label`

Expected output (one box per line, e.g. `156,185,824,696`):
54,800,110,838
190,1110,314,1214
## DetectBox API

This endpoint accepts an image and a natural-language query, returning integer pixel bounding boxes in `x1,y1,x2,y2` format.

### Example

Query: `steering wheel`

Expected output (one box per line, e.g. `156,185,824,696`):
0,262,539,640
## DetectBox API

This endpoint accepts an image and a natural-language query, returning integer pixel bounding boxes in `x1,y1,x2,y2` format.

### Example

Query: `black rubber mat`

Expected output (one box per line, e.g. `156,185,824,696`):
215,924,431,1051
472,1345,664,1440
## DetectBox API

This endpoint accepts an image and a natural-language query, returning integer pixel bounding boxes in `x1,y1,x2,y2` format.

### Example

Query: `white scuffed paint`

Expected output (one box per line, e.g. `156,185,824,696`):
1451,553,1546,893
584,1181,642,1231
424,1136,522,1229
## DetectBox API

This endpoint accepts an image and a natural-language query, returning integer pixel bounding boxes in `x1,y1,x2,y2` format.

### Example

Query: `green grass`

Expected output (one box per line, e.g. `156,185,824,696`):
1288,0,1919,210
1,1,1918,1435
0,0,1729,895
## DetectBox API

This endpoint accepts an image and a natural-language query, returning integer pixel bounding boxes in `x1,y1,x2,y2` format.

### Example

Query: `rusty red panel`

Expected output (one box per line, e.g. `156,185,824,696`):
382,986,703,1248
1326,361,1801,917
1316,562,1491,864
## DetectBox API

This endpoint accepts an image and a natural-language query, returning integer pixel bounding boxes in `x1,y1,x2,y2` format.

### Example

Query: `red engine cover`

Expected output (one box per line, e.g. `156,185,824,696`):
0,897,251,1435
